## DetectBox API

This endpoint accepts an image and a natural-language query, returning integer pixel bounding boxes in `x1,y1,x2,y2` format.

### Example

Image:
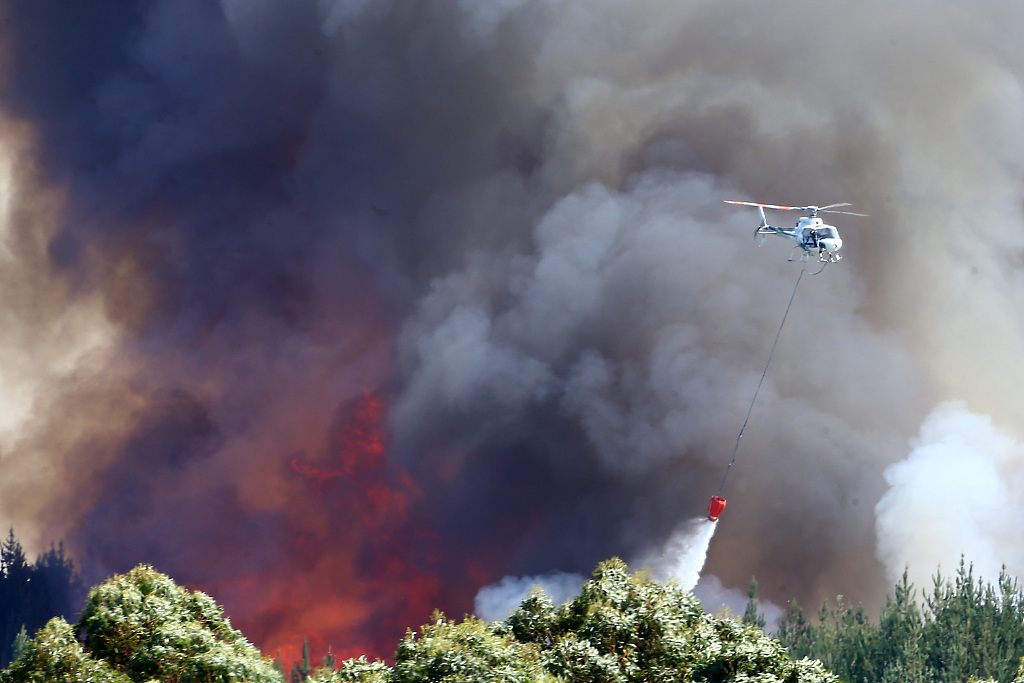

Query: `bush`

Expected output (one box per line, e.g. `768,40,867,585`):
327,558,837,683
4,564,283,683
0,617,129,683
4,560,840,683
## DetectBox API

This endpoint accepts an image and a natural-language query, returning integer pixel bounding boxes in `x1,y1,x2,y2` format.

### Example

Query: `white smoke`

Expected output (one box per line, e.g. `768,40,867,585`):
474,518,789,631
473,517,716,622
875,401,1024,590
474,571,585,622
692,574,784,632
0,129,126,557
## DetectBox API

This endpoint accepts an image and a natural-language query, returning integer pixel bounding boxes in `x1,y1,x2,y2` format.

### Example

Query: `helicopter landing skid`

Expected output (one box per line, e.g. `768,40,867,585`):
787,247,811,263
787,246,841,264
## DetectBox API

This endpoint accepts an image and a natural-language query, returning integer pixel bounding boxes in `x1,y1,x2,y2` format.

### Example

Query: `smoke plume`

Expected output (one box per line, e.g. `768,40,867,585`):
0,0,1023,662
474,571,584,623
876,402,1024,590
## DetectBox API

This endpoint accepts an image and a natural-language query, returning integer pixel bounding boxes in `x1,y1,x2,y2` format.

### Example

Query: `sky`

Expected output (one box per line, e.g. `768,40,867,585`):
2,0,1024,664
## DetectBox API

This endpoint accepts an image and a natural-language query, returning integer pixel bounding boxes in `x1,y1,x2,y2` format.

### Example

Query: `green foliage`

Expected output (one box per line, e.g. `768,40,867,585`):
308,645,340,681
391,611,547,683
8,628,27,665
323,558,836,683
283,640,339,682
512,558,834,683
0,530,82,667
778,560,1024,683
315,657,391,683
1,564,285,683
2,557,822,683
506,558,709,682
0,617,130,683
292,637,312,683
21,554,1024,683
77,564,283,683
275,650,287,678
743,577,767,630
322,646,338,672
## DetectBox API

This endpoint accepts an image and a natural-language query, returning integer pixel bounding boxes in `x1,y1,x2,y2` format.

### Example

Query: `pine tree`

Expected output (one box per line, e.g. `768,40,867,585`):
743,576,767,629
776,559,1024,683
0,530,81,667
274,649,286,678
0,531,28,583
322,646,337,671
291,636,312,683
8,627,27,664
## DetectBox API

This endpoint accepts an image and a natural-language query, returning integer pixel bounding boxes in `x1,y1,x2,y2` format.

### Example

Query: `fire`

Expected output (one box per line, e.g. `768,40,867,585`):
334,391,388,467
205,389,474,670
289,390,392,494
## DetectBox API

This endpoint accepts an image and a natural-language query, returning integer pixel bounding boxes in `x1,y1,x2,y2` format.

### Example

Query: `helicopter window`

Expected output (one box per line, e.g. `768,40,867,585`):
817,227,838,239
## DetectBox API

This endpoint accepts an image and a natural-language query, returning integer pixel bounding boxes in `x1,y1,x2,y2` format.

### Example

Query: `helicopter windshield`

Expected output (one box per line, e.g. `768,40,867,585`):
816,227,839,239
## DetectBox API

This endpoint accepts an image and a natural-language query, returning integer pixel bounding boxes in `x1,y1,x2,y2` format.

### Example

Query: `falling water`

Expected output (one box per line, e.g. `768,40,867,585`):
643,518,718,591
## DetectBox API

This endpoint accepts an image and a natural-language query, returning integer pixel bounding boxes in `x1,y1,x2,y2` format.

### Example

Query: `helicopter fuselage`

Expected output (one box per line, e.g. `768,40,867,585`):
757,216,843,262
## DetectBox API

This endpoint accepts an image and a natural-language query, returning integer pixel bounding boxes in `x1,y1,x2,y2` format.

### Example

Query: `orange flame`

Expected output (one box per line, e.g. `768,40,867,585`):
205,389,480,671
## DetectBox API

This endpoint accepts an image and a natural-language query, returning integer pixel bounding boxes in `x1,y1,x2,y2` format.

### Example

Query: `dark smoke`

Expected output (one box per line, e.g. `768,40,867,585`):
1,0,1023,662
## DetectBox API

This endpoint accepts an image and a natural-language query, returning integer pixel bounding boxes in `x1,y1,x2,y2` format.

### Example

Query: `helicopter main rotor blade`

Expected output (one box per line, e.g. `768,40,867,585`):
725,200,867,217
819,209,868,217
723,200,804,211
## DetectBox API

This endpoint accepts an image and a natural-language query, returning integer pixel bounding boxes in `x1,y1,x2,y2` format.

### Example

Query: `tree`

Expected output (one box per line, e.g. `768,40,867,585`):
7,628,27,665
292,637,312,683
318,646,338,678
742,577,767,629
0,618,130,683
874,570,927,683
32,542,81,621
0,530,83,667
321,558,837,683
509,558,834,683
922,560,1024,682
777,559,1024,683
0,559,849,683
319,657,390,683
2,564,284,683
285,638,338,681
393,612,548,683
78,565,283,683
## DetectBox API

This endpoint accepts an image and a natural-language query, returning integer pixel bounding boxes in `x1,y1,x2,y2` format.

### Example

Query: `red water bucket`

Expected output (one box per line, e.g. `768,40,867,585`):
707,495,727,522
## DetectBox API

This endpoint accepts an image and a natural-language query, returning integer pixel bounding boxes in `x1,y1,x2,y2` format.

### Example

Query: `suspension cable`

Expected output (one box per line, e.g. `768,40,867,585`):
715,264,821,496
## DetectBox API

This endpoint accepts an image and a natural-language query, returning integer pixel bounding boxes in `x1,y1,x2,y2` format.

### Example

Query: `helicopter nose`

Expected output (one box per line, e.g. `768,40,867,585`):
819,237,842,252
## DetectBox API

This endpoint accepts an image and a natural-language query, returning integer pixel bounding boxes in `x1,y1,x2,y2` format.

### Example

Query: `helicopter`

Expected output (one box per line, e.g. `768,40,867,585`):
723,200,866,263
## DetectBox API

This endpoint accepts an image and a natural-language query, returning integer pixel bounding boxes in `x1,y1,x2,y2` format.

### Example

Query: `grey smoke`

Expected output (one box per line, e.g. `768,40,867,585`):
0,0,1022,645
